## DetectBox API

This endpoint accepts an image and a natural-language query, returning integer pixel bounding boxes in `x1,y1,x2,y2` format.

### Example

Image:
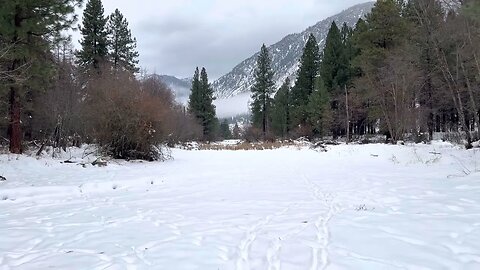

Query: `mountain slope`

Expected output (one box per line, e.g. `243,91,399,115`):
156,75,192,105
213,2,374,98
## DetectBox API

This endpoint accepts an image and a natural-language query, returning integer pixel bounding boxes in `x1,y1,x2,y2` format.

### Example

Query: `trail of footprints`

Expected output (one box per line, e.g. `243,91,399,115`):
236,206,291,270
303,174,340,270
235,174,341,270
72,178,341,270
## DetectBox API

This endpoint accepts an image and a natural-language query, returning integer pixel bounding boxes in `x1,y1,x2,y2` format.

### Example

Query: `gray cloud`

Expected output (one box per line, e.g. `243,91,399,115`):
139,17,198,38
82,0,371,79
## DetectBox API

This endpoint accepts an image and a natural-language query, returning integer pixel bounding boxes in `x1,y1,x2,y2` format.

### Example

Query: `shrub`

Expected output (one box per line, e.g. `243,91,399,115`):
84,71,184,160
244,126,263,142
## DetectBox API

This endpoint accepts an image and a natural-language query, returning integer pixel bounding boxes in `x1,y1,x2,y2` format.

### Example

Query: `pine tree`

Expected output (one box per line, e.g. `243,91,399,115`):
188,67,201,116
290,34,320,131
320,22,343,91
219,119,232,140
350,18,368,77
354,0,409,85
0,0,80,153
347,18,375,136
199,67,217,140
271,78,291,137
320,22,356,137
77,0,108,70
188,67,217,140
107,9,139,73
250,44,275,138
338,23,354,87
307,77,331,137
361,0,408,52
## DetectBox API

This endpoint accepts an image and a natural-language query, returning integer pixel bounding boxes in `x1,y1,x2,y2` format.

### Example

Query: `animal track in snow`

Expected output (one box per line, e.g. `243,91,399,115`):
236,206,291,270
302,174,340,270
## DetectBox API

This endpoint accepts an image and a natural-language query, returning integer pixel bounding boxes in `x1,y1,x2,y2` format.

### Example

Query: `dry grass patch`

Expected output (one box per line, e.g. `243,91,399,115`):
198,141,299,151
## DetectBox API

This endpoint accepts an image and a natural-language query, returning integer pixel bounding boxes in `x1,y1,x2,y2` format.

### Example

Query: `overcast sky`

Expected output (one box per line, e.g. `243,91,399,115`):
74,0,369,80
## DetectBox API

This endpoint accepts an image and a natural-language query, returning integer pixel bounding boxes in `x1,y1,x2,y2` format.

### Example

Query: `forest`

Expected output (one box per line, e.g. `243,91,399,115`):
250,0,480,149
1,0,479,162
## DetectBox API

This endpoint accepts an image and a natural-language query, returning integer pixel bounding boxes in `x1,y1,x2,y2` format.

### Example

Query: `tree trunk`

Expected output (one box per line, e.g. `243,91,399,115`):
466,20,480,82
345,85,350,144
9,87,22,154
461,61,480,133
437,50,473,149
8,5,23,154
263,100,267,140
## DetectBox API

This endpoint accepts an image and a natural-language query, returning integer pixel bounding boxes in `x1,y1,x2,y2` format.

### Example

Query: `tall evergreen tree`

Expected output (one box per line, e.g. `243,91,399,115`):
320,22,355,94
350,18,368,77
320,22,344,91
271,78,291,137
0,0,81,153
188,67,217,140
219,119,232,140
107,9,139,73
76,0,108,70
188,67,201,116
320,22,356,137
290,34,320,131
348,18,375,136
250,44,275,138
199,67,217,140
338,23,354,86
361,0,408,52
307,77,331,137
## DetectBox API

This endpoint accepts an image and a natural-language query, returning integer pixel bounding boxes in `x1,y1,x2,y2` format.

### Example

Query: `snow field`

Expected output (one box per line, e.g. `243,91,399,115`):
0,142,479,269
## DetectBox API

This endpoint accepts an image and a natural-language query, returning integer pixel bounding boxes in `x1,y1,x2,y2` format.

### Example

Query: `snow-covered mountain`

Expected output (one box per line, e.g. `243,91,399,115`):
156,75,192,105
213,2,375,98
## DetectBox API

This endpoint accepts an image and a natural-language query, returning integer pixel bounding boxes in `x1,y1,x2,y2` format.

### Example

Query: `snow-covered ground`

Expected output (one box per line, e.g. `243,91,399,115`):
1,142,479,269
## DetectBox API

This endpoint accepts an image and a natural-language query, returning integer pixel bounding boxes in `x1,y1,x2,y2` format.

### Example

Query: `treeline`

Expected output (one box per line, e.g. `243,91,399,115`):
1,0,479,158
0,0,202,160
250,0,480,148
